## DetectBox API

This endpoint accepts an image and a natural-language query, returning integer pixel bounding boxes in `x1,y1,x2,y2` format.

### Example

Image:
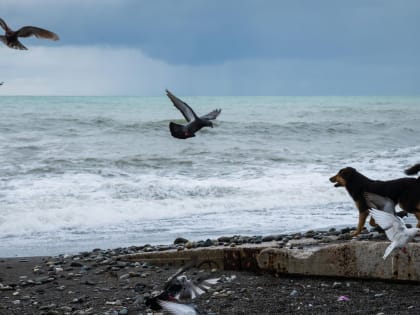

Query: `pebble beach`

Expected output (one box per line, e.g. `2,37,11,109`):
2,227,420,315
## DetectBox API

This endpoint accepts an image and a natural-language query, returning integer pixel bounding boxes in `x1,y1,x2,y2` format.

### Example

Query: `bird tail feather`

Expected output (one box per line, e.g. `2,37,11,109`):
383,242,396,260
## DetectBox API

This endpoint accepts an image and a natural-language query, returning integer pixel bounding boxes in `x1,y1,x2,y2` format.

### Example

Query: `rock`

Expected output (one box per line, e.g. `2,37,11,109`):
217,236,232,243
70,261,83,267
340,227,351,234
119,308,128,315
290,289,298,296
0,284,14,291
203,239,214,247
262,235,275,242
304,230,315,238
174,237,189,244
332,282,341,288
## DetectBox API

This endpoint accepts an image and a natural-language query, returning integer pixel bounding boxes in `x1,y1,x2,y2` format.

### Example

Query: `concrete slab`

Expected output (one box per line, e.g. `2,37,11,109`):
121,241,277,271
119,239,420,282
257,241,420,282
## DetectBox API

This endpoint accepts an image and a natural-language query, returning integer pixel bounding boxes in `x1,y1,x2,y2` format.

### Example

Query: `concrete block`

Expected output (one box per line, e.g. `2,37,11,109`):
257,241,420,282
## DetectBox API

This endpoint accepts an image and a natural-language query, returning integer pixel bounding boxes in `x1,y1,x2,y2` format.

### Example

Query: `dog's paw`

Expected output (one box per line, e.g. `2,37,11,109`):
350,230,360,237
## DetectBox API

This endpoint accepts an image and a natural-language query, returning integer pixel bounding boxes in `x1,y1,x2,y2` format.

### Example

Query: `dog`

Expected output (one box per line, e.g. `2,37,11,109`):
330,164,420,236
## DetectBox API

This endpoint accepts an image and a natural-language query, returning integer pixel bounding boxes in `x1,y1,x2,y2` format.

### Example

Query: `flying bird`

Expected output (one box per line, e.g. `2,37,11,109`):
158,300,199,315
0,17,59,50
366,193,419,259
145,257,220,311
364,192,396,215
166,89,221,139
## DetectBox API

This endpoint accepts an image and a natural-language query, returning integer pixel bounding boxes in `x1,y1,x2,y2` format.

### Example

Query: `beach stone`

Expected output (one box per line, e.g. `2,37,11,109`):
70,261,83,267
262,235,275,242
174,237,189,244
203,239,214,247
218,236,232,243
304,230,315,238
290,289,298,296
338,233,352,240
0,283,14,291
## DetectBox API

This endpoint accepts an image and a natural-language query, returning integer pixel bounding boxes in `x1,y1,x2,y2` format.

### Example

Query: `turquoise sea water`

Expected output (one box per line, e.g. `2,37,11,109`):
0,96,419,256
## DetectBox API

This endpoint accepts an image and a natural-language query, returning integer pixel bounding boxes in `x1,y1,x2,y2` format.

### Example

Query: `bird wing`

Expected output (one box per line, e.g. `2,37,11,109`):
175,279,206,300
166,89,197,122
364,192,396,214
383,241,397,260
369,209,406,241
164,256,198,290
175,277,220,300
0,18,10,32
200,108,221,121
198,277,220,290
0,35,6,45
158,300,197,315
16,26,59,40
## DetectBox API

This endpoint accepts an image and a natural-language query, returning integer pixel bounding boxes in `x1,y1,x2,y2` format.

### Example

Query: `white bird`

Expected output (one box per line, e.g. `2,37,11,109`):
158,300,198,315
366,193,419,259
174,275,220,300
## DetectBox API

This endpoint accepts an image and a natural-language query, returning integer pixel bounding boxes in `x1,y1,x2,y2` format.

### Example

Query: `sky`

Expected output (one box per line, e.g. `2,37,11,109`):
0,0,419,96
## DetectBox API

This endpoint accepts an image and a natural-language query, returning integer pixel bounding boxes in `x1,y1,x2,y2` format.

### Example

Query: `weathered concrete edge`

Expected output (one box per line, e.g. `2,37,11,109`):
257,241,420,282
119,241,420,282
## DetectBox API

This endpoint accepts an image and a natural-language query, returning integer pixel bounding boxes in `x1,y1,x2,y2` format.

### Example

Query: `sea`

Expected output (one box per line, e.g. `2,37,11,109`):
0,96,419,257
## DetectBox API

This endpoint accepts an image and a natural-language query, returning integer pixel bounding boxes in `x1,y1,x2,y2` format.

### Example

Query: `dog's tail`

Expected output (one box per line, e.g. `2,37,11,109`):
405,163,420,176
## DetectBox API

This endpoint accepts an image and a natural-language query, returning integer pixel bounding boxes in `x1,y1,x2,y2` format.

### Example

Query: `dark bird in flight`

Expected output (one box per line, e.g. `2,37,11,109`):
0,17,59,50
166,89,221,139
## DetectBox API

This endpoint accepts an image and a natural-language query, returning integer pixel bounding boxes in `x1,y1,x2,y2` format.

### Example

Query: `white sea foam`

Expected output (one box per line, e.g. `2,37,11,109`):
0,96,419,256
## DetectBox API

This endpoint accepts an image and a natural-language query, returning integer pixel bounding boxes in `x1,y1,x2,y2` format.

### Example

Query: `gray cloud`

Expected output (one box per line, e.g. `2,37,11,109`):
0,45,418,96
0,1,419,95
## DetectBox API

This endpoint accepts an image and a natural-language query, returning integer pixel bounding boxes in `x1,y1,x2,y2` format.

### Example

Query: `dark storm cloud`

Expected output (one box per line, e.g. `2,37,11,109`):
0,0,419,95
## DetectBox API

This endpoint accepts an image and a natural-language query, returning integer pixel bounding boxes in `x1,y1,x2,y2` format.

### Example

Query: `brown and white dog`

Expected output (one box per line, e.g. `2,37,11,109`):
330,164,420,236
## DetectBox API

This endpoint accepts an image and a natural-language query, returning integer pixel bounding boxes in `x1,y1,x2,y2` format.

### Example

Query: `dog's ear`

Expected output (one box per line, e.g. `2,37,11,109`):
340,167,356,175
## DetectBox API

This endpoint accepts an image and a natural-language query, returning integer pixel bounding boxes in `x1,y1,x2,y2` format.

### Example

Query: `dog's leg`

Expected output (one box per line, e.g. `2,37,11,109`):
351,211,369,236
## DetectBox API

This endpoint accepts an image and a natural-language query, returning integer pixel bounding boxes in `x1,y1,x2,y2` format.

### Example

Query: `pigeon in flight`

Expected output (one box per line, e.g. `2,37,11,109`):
366,192,420,259
166,89,221,139
0,17,59,50
364,192,396,215
145,257,221,311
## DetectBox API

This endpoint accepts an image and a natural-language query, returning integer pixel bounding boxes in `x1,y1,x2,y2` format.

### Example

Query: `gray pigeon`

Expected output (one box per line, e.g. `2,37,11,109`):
166,89,221,139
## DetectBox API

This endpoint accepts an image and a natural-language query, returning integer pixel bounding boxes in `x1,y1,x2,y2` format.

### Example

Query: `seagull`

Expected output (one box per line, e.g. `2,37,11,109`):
366,193,420,259
0,17,59,50
158,300,199,315
166,89,221,139
145,257,220,311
